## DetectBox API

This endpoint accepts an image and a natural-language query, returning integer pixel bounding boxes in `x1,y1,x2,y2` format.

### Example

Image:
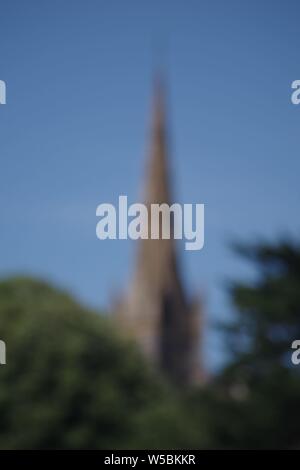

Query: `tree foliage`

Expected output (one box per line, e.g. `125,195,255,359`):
1,239,300,449
188,240,300,449
0,277,193,449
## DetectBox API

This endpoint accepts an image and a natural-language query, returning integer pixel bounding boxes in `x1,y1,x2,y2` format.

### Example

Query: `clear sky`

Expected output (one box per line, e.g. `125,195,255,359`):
1,0,300,370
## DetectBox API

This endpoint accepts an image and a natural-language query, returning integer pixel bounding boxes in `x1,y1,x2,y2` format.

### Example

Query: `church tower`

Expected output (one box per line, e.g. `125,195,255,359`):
115,77,203,387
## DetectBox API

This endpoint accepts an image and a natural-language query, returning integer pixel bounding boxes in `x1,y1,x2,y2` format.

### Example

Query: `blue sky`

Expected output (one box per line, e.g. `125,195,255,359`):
1,0,300,370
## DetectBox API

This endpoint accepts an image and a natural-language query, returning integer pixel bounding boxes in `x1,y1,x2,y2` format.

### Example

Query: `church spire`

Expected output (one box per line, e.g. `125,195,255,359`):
137,74,178,287
115,76,203,387
144,73,171,206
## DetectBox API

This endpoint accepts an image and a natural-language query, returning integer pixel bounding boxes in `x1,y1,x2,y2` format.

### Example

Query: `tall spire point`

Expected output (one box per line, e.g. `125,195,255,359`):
145,69,172,206
115,76,203,387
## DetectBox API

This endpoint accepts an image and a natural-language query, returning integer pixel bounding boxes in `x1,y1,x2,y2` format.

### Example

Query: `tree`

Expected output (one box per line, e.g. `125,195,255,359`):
188,239,300,449
0,276,196,449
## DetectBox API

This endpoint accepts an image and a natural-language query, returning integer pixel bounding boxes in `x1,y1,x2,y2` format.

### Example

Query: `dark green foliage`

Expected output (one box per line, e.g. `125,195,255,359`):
225,240,300,383
1,238,300,449
189,240,300,449
0,277,193,449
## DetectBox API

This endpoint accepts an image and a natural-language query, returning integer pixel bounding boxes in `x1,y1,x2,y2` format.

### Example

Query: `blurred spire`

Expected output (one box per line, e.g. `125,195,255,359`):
115,74,203,388
145,69,172,206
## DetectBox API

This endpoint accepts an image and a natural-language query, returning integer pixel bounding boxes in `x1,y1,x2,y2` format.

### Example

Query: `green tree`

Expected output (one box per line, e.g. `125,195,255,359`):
189,240,300,449
0,276,196,449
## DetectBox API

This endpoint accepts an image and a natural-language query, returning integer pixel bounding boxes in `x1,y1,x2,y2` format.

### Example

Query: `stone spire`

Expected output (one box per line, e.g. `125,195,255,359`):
115,77,203,387
144,74,171,205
